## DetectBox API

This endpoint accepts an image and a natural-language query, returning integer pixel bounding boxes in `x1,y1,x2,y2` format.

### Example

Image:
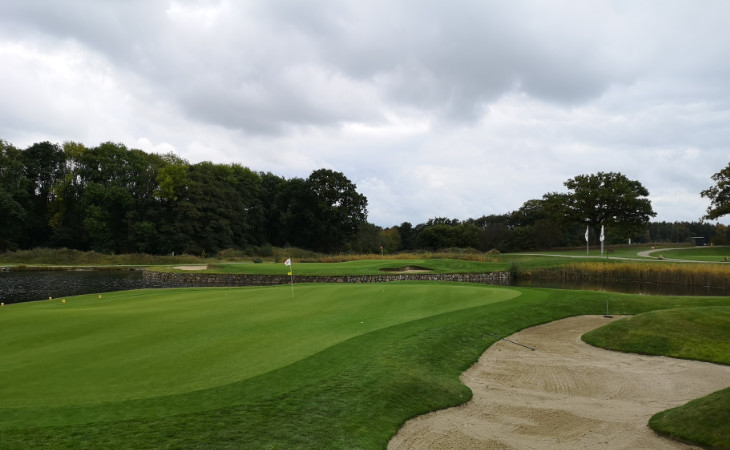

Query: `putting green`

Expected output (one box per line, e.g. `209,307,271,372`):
0,283,519,407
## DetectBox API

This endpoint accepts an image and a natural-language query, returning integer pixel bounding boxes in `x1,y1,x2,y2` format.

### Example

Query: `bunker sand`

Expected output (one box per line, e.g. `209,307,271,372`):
173,265,208,271
389,315,730,449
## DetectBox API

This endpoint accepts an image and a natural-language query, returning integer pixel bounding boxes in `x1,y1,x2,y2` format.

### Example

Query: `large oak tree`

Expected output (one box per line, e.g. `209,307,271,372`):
544,172,656,242
701,162,730,220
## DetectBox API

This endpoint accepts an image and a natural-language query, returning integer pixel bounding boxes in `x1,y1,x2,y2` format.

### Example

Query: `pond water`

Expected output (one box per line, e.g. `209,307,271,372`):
1,270,728,304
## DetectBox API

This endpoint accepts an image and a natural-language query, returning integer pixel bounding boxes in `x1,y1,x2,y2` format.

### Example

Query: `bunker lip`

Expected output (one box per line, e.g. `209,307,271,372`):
379,266,433,273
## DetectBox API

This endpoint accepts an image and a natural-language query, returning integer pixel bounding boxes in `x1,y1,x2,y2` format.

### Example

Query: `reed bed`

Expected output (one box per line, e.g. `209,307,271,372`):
519,261,730,289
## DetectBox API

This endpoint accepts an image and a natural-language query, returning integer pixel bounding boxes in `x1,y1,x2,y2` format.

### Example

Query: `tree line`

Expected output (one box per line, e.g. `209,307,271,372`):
2,139,728,255
0,140,366,254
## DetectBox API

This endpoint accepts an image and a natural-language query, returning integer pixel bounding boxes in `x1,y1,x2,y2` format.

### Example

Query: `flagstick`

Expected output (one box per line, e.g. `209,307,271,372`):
284,257,294,298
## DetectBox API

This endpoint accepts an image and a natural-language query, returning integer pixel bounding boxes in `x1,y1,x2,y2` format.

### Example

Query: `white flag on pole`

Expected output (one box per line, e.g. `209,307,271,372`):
585,226,589,242
284,258,291,266
600,225,605,242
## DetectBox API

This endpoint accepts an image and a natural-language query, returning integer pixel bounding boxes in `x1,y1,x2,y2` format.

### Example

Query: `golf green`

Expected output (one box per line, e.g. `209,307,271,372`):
0,283,519,408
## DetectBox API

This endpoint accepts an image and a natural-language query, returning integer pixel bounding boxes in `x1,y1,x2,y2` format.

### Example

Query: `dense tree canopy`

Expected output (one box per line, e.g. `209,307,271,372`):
543,172,656,242
1,139,723,255
0,140,368,254
701,162,730,220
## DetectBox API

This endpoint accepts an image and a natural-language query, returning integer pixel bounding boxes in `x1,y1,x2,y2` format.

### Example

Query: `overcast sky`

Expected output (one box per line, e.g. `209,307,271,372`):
2,1,729,226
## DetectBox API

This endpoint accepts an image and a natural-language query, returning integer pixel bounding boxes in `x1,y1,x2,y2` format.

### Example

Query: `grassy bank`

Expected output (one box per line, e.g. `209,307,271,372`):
2,284,730,448
583,307,730,448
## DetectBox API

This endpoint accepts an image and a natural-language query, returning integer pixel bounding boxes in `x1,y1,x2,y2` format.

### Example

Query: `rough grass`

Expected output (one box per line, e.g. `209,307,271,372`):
2,284,730,448
583,307,730,448
649,388,730,449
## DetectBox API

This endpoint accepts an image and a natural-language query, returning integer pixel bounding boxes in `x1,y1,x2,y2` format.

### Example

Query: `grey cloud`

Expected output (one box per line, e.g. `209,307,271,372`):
2,0,730,226
0,0,666,133
5,0,730,135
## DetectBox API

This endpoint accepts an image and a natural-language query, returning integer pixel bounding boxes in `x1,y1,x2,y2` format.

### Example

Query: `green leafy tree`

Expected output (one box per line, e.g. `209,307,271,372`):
544,172,656,242
397,222,416,250
380,227,402,253
712,224,729,245
509,199,565,249
352,222,382,253
21,141,66,247
0,140,29,250
416,224,456,250
701,162,730,220
280,169,367,252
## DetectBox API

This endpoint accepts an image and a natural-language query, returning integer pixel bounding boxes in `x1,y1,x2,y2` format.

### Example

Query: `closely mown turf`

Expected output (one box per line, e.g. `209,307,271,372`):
0,284,517,408
583,306,730,448
1,284,729,448
652,245,730,262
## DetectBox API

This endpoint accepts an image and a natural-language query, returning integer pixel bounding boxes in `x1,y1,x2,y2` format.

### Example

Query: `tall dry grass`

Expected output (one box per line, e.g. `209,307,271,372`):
520,261,730,288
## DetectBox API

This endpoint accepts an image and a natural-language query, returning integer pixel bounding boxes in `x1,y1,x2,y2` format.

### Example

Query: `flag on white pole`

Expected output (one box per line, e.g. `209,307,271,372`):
600,225,605,242
284,258,291,266
585,226,589,242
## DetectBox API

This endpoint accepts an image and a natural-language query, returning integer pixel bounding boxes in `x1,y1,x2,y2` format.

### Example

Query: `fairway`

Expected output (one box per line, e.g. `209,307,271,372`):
0,283,518,408
652,245,730,262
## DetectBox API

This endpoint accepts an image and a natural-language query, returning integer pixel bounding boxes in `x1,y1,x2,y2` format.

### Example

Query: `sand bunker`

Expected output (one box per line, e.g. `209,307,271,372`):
389,315,730,449
173,265,208,271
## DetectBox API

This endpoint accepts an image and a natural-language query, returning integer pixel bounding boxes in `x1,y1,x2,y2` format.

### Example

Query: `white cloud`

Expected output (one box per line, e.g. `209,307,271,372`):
1,0,729,227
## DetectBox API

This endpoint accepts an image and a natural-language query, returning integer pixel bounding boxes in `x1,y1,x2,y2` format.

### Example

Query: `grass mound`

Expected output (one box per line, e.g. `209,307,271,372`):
649,387,730,449
582,306,730,364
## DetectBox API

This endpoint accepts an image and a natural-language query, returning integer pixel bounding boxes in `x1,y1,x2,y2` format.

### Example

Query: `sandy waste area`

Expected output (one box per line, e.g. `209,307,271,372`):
388,315,730,449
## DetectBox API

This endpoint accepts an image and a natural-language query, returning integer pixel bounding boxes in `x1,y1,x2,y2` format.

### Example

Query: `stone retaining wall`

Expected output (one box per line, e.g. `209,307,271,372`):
142,270,511,287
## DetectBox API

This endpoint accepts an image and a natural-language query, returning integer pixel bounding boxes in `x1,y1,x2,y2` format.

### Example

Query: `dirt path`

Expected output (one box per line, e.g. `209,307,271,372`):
388,315,730,449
